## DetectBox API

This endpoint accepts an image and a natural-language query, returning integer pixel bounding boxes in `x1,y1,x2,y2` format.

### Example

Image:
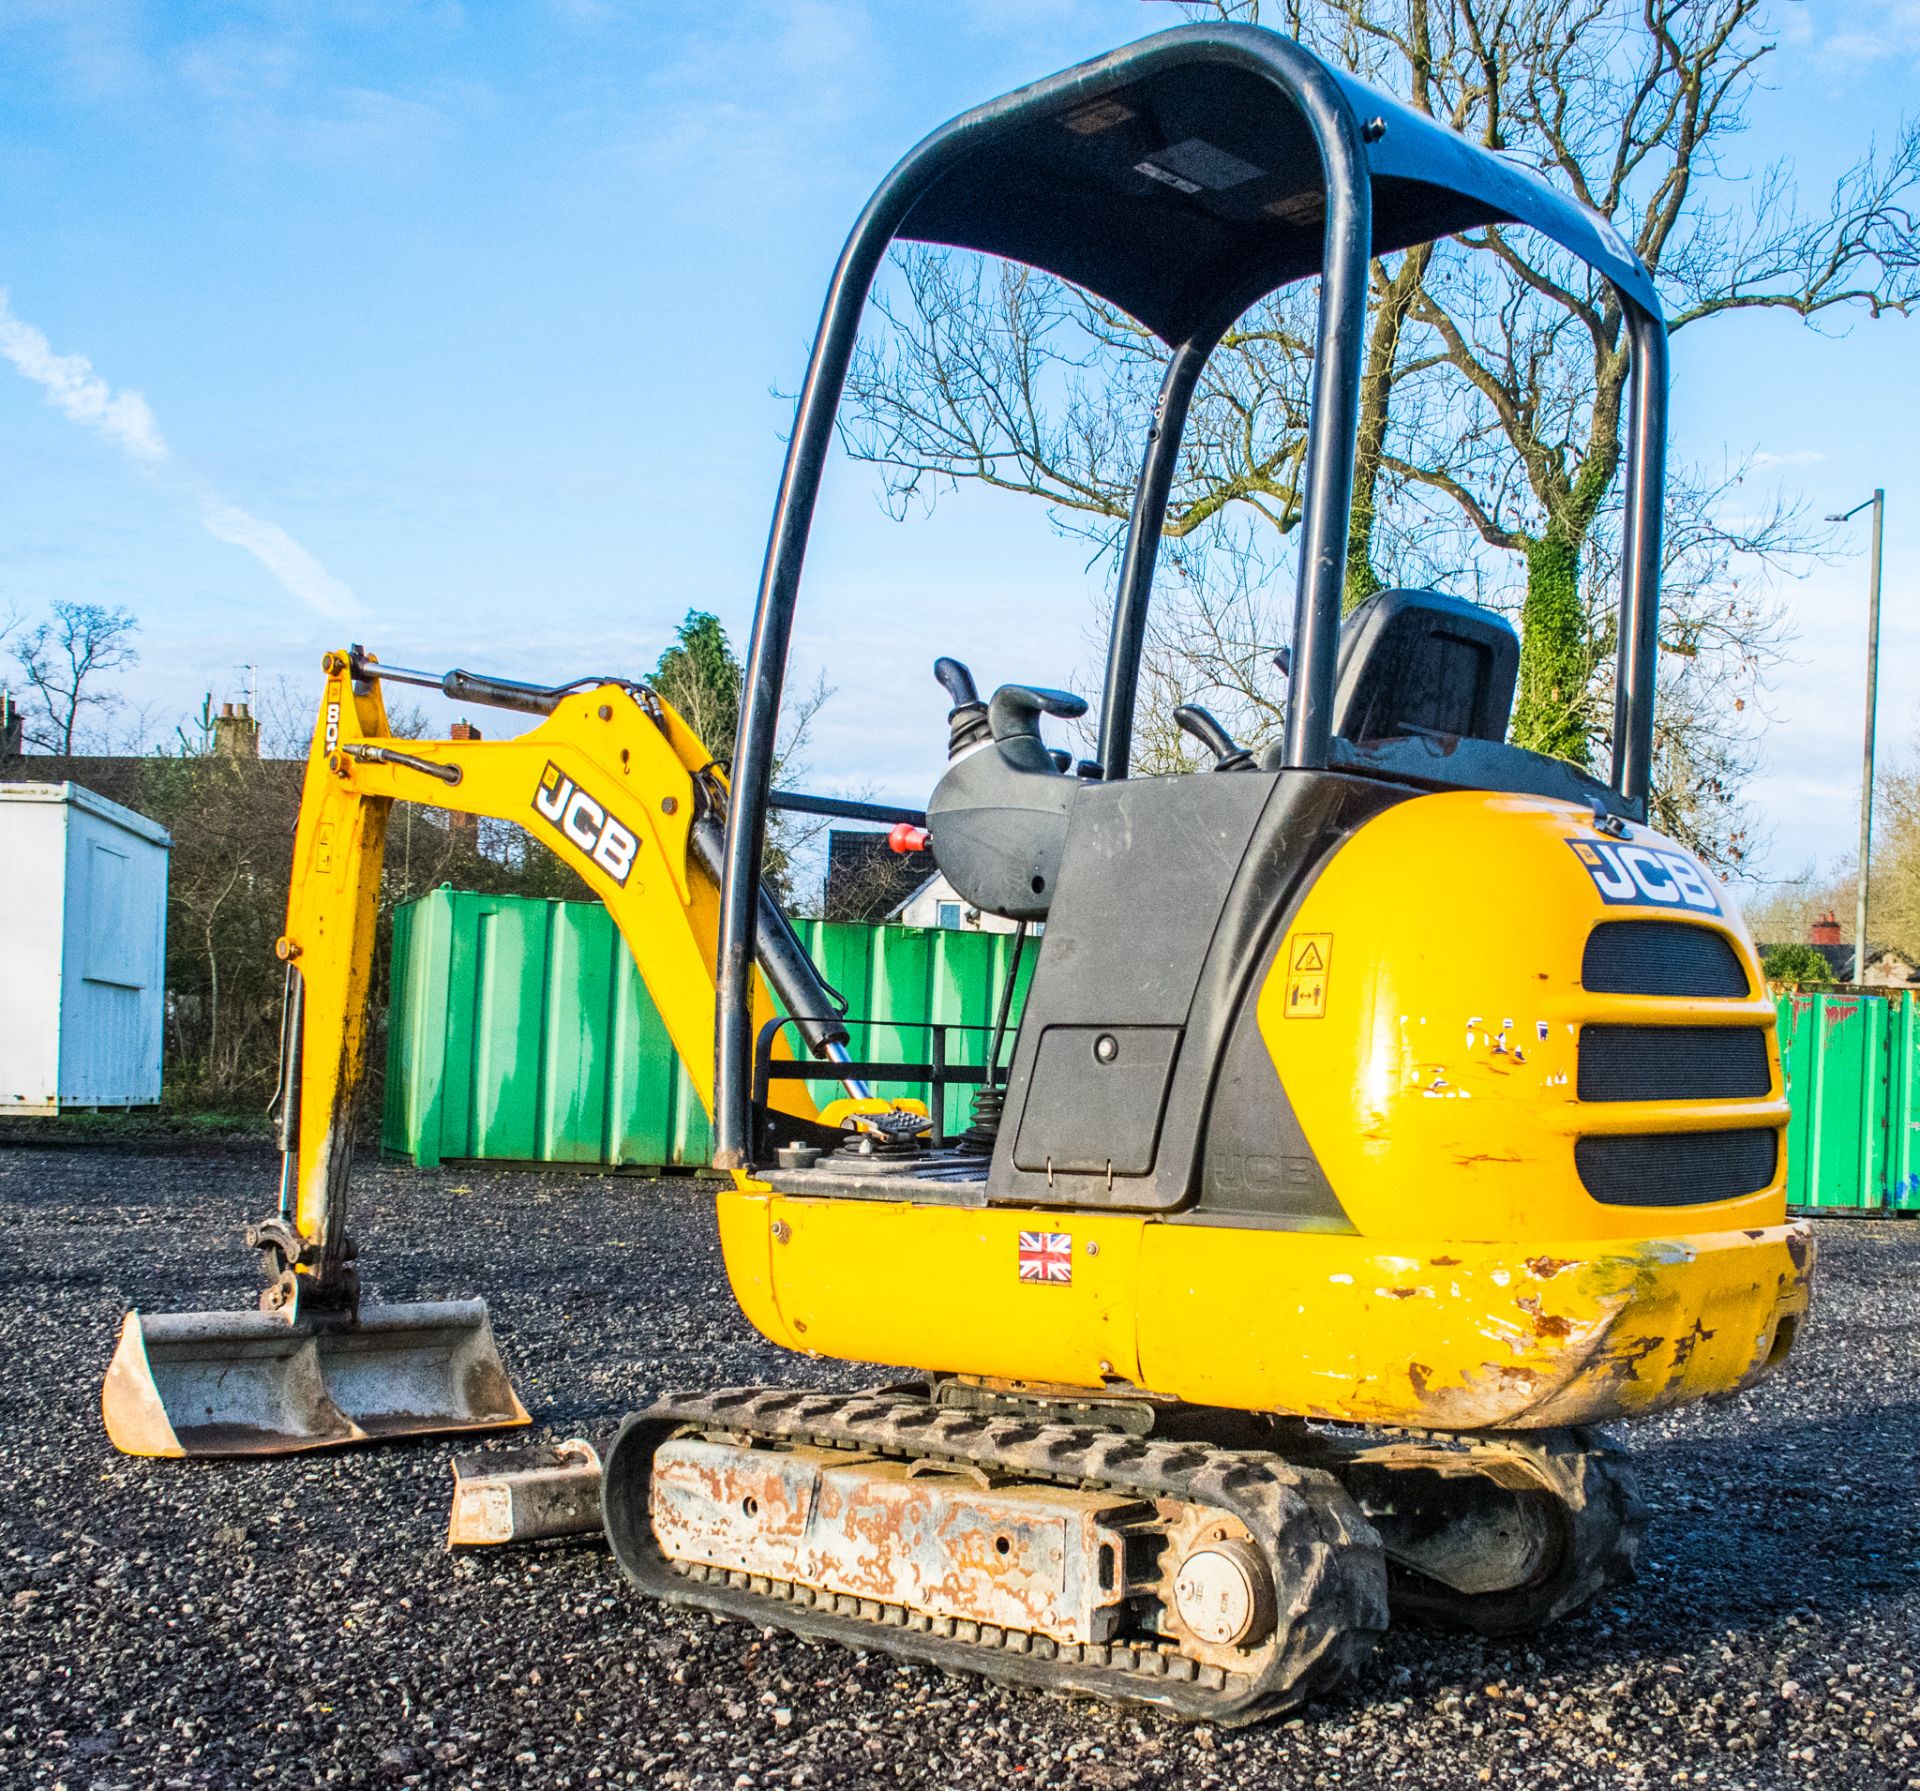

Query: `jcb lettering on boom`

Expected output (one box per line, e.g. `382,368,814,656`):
533,762,639,885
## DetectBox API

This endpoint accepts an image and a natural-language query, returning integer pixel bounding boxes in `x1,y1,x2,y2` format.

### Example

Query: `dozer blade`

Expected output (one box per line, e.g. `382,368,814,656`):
102,1299,530,1459
448,1440,603,1546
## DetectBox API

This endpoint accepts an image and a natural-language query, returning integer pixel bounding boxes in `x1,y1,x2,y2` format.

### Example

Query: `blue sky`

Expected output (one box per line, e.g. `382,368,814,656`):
0,0,1914,897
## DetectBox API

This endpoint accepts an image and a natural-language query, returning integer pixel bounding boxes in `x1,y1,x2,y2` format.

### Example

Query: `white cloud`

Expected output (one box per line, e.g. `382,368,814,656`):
590,0,877,193
200,501,358,620
0,289,167,459
1803,0,1920,69
0,287,358,619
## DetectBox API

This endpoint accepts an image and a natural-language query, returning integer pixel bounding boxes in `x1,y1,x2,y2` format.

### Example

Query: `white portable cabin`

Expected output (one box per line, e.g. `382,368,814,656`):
0,783,171,1112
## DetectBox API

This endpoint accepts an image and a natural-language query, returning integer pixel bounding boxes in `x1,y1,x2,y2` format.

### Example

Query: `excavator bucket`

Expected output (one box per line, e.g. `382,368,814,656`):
102,1299,529,1458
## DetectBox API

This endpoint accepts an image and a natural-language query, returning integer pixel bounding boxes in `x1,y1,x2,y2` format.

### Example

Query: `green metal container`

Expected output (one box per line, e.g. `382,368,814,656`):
382,890,1034,1170
1774,986,1920,1211
385,891,1920,1208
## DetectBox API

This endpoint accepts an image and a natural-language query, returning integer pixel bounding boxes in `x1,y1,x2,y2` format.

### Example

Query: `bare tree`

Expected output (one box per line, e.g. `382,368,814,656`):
12,601,140,753
1745,735,1920,966
1303,0,1916,764
838,0,1918,862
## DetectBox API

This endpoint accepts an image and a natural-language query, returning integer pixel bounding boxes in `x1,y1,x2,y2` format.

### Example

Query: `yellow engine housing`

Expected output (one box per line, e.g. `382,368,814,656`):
718,789,1811,1431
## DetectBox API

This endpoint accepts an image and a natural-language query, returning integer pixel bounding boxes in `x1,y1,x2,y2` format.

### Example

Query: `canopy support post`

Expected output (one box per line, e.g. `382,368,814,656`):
1278,95,1373,772
1610,301,1668,818
1098,335,1217,781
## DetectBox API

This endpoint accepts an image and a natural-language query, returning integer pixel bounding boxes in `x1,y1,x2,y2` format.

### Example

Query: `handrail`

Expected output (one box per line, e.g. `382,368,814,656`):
751,1013,1014,1150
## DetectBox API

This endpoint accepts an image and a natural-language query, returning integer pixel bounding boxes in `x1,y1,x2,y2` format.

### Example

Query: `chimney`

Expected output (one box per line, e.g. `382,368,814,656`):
448,720,481,842
1810,909,1842,946
0,689,20,758
214,700,260,759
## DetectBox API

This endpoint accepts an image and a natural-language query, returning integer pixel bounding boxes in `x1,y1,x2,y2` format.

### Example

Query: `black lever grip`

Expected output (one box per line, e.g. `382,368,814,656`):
1173,704,1237,759
933,657,980,709
988,683,1088,743
934,658,991,759
1173,703,1253,771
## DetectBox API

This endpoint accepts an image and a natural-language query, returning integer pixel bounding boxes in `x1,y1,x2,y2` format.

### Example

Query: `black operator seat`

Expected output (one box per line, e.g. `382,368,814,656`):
1247,587,1637,817
1329,587,1519,746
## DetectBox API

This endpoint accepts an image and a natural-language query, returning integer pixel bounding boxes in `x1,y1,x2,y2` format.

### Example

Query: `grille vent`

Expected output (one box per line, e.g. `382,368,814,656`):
1575,1129,1778,1208
1582,922,1748,998
1578,1026,1770,1103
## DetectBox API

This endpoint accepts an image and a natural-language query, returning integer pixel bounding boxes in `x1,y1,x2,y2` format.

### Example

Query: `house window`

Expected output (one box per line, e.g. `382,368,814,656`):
936,901,963,930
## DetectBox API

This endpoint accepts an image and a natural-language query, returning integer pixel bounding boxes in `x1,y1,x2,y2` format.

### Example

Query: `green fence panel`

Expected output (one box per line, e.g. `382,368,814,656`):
1777,989,1874,1209
605,932,679,1167
381,889,1036,1170
1776,991,1822,1207
380,890,463,1168
380,897,427,1163
537,903,614,1164
1773,985,1920,1211
1885,990,1920,1211
465,899,548,1160
863,924,934,1108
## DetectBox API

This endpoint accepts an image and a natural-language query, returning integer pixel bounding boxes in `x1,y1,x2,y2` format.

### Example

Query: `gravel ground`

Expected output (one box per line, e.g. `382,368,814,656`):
1,1140,1917,1791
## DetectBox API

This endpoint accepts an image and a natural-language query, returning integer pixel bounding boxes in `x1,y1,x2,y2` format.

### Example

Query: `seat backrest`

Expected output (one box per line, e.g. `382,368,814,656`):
1331,588,1519,746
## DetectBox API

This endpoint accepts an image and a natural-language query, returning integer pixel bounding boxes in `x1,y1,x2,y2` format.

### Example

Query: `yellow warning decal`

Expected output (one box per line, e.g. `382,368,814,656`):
1284,932,1332,1019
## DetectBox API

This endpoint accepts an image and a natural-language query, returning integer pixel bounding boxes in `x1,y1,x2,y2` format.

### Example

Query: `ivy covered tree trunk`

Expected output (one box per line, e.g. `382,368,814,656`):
1511,529,1593,766
1343,497,1385,615
1343,248,1430,615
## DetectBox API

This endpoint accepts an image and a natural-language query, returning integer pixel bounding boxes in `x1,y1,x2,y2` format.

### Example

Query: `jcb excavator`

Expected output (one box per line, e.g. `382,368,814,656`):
103,24,1812,1724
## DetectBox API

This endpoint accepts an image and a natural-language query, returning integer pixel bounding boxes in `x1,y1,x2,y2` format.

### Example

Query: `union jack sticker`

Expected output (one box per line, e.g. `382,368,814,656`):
1018,1231,1073,1285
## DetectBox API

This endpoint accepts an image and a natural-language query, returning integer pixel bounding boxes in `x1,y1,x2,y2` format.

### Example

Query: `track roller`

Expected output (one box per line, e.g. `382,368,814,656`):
1317,1426,1645,1636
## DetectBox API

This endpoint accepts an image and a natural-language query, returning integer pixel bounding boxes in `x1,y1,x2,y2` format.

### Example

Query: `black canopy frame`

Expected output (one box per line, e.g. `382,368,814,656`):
711,23,1669,1168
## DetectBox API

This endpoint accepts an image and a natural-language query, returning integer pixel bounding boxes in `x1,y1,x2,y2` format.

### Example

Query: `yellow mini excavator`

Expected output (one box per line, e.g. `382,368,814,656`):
104,24,1812,1724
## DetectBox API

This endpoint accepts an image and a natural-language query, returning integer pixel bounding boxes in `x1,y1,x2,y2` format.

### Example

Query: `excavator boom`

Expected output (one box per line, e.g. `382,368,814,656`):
103,650,863,1457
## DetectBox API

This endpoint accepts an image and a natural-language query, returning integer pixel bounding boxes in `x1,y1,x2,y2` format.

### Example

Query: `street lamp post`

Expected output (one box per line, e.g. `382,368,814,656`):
1826,489,1886,984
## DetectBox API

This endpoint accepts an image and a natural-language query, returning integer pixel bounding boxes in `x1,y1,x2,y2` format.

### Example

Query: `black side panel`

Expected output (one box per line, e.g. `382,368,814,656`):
989,767,1412,1211
1195,939,1353,1228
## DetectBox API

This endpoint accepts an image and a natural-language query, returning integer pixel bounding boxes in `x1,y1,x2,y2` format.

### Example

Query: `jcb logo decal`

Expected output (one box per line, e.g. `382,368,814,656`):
1569,838,1719,914
533,763,639,885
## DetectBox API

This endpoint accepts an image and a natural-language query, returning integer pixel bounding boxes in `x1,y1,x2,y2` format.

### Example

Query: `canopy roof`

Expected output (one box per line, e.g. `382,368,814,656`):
894,25,1658,344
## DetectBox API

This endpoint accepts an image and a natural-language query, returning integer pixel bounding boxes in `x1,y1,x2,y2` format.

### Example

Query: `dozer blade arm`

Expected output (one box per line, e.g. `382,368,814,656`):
103,648,858,1458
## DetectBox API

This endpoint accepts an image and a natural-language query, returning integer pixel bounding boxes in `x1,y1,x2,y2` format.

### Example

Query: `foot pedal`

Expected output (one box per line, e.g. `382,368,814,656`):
448,1440,603,1546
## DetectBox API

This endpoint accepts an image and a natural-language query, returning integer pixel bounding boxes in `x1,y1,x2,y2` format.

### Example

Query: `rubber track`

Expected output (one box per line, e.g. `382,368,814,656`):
603,1386,1389,1725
